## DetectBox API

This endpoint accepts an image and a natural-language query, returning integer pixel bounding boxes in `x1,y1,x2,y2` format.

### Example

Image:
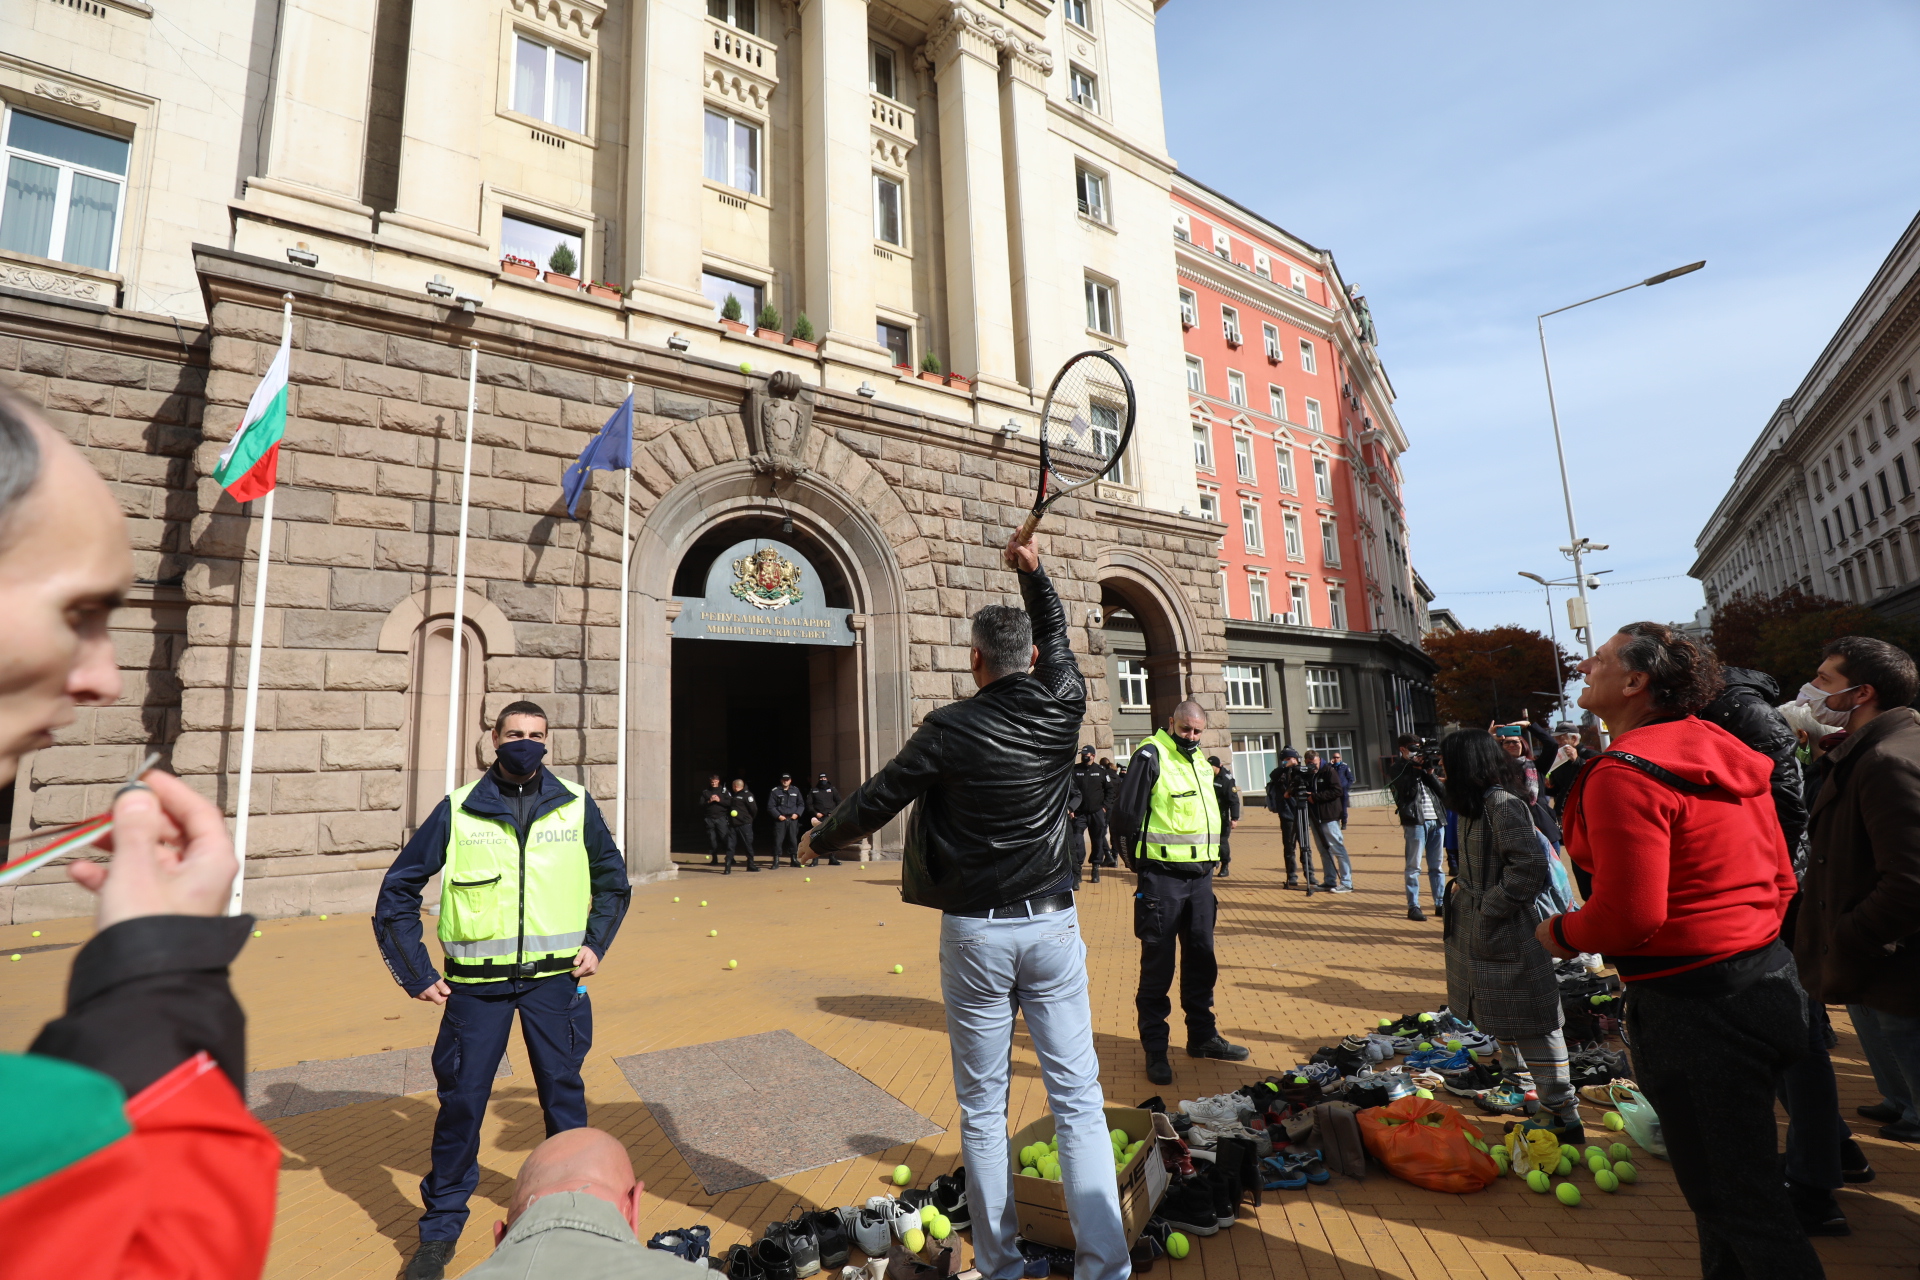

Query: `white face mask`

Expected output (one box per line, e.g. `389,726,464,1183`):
1796,682,1859,728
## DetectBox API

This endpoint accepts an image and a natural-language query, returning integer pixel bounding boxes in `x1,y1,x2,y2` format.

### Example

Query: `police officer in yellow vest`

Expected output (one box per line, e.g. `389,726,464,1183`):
374,701,632,1280
1109,700,1250,1087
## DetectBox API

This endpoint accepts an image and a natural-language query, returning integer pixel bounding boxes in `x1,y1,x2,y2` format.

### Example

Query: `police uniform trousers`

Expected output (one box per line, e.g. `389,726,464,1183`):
724,823,757,870
1071,810,1110,869
772,817,801,865
704,815,729,862
1133,866,1219,1053
420,973,590,1240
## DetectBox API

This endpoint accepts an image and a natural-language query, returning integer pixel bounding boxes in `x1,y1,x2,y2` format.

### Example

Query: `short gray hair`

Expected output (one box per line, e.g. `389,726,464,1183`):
0,389,45,548
971,604,1033,679
1170,699,1206,725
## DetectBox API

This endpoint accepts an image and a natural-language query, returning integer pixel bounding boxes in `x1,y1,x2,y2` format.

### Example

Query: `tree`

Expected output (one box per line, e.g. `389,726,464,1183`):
1424,626,1579,727
1708,586,1919,696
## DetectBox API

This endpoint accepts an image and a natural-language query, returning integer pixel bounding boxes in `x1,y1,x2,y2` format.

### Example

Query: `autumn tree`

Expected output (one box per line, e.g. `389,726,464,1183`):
1708,587,1920,696
1423,626,1580,727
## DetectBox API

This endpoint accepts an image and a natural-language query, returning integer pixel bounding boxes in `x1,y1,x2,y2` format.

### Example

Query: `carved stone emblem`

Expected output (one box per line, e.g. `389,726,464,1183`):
744,369,813,480
730,546,804,610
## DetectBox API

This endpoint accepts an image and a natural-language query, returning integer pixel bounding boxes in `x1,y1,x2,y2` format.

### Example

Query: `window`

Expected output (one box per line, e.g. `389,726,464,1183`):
1193,424,1213,470
1903,374,1916,415
700,269,762,321
1221,305,1241,345
1282,511,1303,559
878,321,911,368
1198,491,1218,521
1227,370,1247,407
1254,251,1271,280
1232,735,1277,794
1821,517,1834,551
1290,582,1311,627
1185,355,1204,393
1233,433,1254,480
1178,288,1197,327
1275,445,1296,492
1075,166,1107,222
1084,276,1116,335
1312,455,1331,499
1880,470,1895,513
1089,401,1126,481
707,0,757,31
873,174,903,244
1247,577,1269,621
1213,228,1232,259
1069,66,1099,110
1217,571,1229,615
1846,494,1860,535
1305,399,1323,431
1289,267,1306,294
1264,389,1287,425
1172,210,1191,242
1327,586,1347,630
1305,665,1343,710
1263,323,1281,362
513,35,588,133
1298,339,1317,373
1319,517,1340,565
0,111,130,272
703,109,761,193
1063,0,1090,28
504,213,584,278
870,42,898,97
1115,658,1149,709
1863,483,1876,524
1240,502,1261,551
1306,730,1354,757
1898,455,1912,499
1224,664,1266,708
1825,457,1836,488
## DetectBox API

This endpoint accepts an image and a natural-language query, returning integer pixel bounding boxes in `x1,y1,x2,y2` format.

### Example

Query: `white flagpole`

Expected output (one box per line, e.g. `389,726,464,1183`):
615,378,633,839
229,293,292,916
445,341,479,794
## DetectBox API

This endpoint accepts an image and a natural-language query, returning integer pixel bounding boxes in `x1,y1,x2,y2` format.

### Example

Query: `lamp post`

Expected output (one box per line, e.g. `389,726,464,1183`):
1517,571,1568,722
1537,260,1704,657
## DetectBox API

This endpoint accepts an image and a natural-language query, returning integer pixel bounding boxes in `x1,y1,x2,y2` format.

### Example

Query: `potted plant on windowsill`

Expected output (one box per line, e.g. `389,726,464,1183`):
544,244,580,290
755,304,786,343
587,278,622,301
918,352,944,384
720,294,749,334
946,368,972,392
789,313,818,355
502,254,540,280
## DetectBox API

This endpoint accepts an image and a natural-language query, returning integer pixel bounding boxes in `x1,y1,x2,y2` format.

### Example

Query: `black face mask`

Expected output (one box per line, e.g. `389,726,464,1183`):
1172,735,1200,759
496,738,546,776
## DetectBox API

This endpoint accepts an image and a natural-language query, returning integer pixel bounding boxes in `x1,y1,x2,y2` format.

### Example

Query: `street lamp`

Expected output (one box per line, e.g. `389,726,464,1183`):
1517,571,1568,722
1537,260,1704,657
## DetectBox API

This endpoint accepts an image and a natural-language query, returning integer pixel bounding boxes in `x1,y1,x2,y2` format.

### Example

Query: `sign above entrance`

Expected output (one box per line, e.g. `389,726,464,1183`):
673,539,855,646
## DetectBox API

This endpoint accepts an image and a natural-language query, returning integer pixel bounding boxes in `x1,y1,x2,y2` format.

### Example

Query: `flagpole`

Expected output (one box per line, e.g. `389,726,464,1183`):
445,340,479,795
616,377,633,840
229,293,292,916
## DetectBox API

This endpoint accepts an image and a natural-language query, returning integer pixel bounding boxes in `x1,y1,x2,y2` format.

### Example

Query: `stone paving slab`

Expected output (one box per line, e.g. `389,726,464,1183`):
247,1047,512,1120
614,1029,944,1193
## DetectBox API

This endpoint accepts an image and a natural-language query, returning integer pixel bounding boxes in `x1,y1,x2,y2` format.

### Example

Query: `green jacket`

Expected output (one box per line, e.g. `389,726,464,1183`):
462,1191,713,1280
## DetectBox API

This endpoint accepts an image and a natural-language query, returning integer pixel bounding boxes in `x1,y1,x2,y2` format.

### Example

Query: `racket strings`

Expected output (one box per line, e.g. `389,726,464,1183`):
1041,365,1125,484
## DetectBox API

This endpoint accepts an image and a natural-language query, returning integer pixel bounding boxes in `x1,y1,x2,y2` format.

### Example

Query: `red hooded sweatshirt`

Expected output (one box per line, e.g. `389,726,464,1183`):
1558,716,1795,980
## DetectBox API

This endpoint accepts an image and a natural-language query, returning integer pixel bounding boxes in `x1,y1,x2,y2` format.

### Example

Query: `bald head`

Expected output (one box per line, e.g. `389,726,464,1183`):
495,1127,644,1244
1168,699,1206,747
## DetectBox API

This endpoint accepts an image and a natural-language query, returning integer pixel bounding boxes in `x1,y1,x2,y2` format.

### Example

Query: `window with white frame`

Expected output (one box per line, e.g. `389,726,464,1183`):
1327,585,1347,630
703,109,761,193
1116,658,1149,709
708,0,757,31
1313,455,1332,499
870,42,898,97
1232,734,1276,793
1185,355,1204,393
1212,227,1232,259
1306,730,1353,756
513,34,588,133
1224,663,1266,708
1289,266,1306,294
0,112,130,273
1289,582,1310,626
1306,665,1343,709
1247,576,1269,620
1254,251,1271,279
1282,511,1303,559
1090,401,1127,482
1075,165,1107,222
1084,275,1117,335
1263,323,1281,361
1217,570,1230,615
1193,424,1213,470
1240,501,1261,550
504,213,584,277
1178,287,1197,327
1319,516,1340,565
1221,305,1241,345
1198,491,1219,522
1298,338,1317,372
1305,398,1323,432
877,320,911,368
1227,370,1247,407
1173,209,1191,242
1275,444,1296,491
1069,66,1099,110
1064,0,1091,28
873,174,903,244
1269,386,1288,422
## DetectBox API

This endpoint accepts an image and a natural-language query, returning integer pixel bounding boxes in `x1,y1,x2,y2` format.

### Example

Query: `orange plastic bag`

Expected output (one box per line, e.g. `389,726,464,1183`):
1357,1096,1499,1193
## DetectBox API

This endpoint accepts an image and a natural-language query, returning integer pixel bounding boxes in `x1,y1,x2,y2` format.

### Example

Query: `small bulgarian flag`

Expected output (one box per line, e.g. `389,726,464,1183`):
213,335,290,502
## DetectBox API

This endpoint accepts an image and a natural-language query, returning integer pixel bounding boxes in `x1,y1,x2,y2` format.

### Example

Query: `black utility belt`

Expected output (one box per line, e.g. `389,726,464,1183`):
445,955,576,980
948,891,1074,920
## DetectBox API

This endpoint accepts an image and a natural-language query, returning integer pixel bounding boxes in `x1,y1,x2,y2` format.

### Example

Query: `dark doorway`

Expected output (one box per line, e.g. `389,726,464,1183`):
670,637,815,856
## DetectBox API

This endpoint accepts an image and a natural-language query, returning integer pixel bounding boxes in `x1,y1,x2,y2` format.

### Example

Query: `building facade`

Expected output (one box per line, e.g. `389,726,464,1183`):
1104,175,1435,793
0,0,1241,923
1692,211,1920,625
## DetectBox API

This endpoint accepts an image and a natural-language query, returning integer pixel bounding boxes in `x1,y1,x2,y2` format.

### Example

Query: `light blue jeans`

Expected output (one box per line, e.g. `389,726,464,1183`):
940,907,1128,1280
1402,820,1443,909
1310,820,1352,888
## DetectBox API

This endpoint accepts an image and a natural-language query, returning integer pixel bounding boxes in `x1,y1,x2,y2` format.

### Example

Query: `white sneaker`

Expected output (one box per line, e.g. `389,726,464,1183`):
882,1199,920,1244
1180,1092,1251,1130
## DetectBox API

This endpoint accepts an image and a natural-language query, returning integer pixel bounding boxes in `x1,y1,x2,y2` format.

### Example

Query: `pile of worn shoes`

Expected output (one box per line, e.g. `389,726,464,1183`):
692,1171,972,1280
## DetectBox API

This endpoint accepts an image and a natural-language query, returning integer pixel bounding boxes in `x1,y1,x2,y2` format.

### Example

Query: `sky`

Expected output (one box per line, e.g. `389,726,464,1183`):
1157,0,1920,647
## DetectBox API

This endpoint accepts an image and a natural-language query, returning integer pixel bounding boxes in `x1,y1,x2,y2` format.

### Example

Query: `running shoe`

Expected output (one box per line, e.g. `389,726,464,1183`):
1408,1069,1445,1093
840,1207,891,1259
1442,1062,1502,1097
1567,1046,1630,1087
1180,1092,1253,1130
929,1169,968,1230
1474,1081,1537,1116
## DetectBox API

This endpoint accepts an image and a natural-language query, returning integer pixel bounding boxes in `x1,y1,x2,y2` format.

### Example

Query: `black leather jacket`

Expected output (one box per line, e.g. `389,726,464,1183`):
1698,666,1807,855
812,564,1082,912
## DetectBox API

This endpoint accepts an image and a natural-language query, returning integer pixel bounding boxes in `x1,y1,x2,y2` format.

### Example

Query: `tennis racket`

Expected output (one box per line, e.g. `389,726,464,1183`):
1016,349,1137,539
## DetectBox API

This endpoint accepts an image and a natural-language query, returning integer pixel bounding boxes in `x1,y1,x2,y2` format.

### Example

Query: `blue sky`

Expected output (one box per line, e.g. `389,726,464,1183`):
1157,0,1920,645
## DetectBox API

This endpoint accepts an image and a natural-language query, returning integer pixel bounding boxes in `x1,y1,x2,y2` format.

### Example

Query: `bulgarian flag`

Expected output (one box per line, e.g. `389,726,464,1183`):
213,337,290,502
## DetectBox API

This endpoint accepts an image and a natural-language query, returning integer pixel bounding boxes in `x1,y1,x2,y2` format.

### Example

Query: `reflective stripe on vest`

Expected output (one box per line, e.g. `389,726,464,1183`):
439,776,592,982
1140,728,1221,863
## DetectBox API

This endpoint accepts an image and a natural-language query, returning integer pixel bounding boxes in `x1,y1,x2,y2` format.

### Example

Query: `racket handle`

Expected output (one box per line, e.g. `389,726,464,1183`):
1016,511,1041,541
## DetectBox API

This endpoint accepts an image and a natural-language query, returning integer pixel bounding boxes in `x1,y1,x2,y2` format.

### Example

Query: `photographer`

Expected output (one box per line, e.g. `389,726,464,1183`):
1541,722,1591,816
1388,734,1446,921
1265,748,1316,892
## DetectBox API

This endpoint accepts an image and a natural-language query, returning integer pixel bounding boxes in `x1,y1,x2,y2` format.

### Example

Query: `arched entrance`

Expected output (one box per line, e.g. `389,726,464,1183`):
1096,546,1220,761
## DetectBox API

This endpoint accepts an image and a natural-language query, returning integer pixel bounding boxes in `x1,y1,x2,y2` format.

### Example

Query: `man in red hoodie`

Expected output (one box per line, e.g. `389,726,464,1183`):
1540,622,1821,1280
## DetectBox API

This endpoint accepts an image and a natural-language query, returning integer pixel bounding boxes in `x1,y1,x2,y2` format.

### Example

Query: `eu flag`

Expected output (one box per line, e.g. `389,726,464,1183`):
561,394,634,518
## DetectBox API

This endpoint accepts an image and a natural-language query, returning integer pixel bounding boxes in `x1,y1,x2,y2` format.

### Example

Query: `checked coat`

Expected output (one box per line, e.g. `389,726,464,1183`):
1444,787,1564,1039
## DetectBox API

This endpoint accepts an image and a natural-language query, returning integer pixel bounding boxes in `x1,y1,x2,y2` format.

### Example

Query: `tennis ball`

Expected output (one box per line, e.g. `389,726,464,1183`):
30,931,40,937
892,964,904,974
1609,1142,1630,1161
1419,1012,1434,1023
1584,1146,1603,1161
1603,1112,1625,1132
1491,1149,1509,1172
1555,1182,1582,1207
700,900,708,907
728,959,738,969
1050,1134,1060,1148
1594,1169,1620,1193
903,1228,924,1253
319,914,328,920
1418,1041,1432,1052
929,1215,951,1239
892,1164,912,1185
8,955,17,962
1415,1088,1434,1099
739,363,753,375
1555,1155,1572,1176
1447,1039,1462,1051
806,877,811,882
1164,1232,1190,1260
673,896,680,902
708,929,717,937
1613,1161,1637,1184
1379,1018,1393,1028
1021,1166,1039,1178
1110,1128,1128,1146
1587,1154,1608,1173
1526,1170,1551,1194
1293,1075,1308,1085
920,1205,939,1224
253,930,263,937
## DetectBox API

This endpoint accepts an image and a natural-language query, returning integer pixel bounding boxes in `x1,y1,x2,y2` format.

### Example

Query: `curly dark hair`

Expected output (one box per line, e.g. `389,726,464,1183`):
1615,621,1724,717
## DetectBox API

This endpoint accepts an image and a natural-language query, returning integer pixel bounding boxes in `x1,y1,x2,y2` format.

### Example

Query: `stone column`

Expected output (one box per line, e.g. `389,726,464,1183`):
799,0,889,365
998,35,1056,394
925,5,1019,395
381,0,497,269
625,0,717,321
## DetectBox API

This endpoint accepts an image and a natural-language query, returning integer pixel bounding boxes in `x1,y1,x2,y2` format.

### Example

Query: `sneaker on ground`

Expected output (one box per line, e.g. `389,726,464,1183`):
1186,1034,1251,1061
1181,1092,1254,1129
1442,1062,1501,1097
930,1168,969,1230
844,1208,891,1259
1155,1179,1222,1237
1475,1082,1536,1116
1407,906,1428,921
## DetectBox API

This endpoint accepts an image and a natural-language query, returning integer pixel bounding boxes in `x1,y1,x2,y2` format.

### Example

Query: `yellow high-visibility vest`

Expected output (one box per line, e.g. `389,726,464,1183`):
439,776,591,983
1138,729,1221,863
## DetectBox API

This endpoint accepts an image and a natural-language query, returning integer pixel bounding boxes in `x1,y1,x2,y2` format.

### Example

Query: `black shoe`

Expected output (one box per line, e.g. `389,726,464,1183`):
747,864,761,872
1186,1035,1251,1062
405,1241,458,1280
1213,1134,1262,1208
1202,1161,1240,1228
728,1243,770,1280
804,1210,849,1271
1879,1119,1920,1141
931,1166,970,1229
828,858,842,865
753,1236,797,1280
1283,879,1303,889
1786,1181,1851,1237
1217,866,1229,878
1841,1136,1875,1183
1433,902,1444,919
724,867,733,875
1146,1052,1173,1086
1155,1178,1221,1237
1857,1101,1903,1123
1407,906,1427,922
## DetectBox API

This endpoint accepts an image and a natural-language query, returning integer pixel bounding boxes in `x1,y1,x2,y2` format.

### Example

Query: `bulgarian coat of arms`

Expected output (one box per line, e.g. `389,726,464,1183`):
730,546,805,610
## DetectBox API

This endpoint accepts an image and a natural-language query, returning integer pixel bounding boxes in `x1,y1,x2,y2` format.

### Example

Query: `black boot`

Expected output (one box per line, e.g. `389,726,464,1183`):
405,1241,458,1280
1146,1050,1173,1086
1785,1180,1850,1236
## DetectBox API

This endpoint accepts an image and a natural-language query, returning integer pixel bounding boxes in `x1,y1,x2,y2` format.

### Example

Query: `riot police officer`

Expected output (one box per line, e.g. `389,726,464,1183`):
806,772,842,864
767,772,806,867
1069,744,1113,882
699,774,729,865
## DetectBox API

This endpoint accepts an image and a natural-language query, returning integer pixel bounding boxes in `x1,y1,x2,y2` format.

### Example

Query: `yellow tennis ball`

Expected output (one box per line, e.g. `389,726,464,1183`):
903,1228,924,1253
1415,1088,1434,1099
929,1216,951,1240
253,930,263,937
1594,1169,1619,1192
892,964,904,973
1021,1166,1038,1177
700,900,708,907
1555,1155,1572,1176
1555,1182,1581,1207
1417,1040,1432,1052
1165,1233,1190,1260
920,1204,939,1224
1526,1170,1550,1194
892,1164,912,1185
1609,1142,1630,1161
1613,1161,1637,1183
319,914,328,920
805,877,811,882
8,954,18,962
673,896,680,902
727,959,737,969
1603,1112,1625,1131
30,931,41,937
1447,1039,1462,1051
708,929,717,937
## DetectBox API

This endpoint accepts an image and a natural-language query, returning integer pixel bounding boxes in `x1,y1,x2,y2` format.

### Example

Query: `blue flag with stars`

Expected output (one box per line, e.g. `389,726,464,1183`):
561,394,634,519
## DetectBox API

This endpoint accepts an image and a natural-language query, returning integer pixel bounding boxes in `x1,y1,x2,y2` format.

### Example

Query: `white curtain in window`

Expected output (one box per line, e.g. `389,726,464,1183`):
514,37,547,118
0,157,57,259
64,173,117,270
551,50,586,132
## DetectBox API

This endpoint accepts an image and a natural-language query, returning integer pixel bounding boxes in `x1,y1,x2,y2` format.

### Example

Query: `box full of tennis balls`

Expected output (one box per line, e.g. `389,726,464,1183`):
1005,1106,1168,1251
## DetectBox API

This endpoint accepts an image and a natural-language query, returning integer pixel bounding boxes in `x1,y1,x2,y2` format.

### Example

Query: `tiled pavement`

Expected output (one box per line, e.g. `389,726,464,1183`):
2,809,1915,1280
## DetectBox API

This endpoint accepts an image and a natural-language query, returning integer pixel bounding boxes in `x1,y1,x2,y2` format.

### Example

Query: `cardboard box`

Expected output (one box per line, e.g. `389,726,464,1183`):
1006,1106,1170,1250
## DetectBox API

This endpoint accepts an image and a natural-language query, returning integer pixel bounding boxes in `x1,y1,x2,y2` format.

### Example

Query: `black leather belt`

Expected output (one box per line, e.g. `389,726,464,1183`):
948,891,1074,920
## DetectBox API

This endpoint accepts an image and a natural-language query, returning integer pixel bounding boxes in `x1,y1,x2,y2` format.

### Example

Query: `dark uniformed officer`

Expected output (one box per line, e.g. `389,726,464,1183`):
699,774,729,865
374,700,631,1280
1209,755,1242,877
1068,744,1113,882
767,772,806,867
723,777,758,873
806,772,842,865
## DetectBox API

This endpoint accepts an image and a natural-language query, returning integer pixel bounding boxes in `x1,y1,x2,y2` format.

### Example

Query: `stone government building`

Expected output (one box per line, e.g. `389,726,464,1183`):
1,0,1251,921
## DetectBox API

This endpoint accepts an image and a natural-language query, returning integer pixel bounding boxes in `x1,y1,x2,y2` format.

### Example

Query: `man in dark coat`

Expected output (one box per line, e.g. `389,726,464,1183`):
1209,756,1241,877
767,772,806,867
1069,744,1113,881
1266,748,1315,891
698,775,729,866
1329,750,1354,827
806,772,842,864
722,779,758,874
1700,667,1808,856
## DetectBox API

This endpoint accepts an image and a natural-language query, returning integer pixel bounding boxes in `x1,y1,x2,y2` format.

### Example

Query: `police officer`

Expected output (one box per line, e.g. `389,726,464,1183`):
1265,748,1316,893
767,772,806,867
1068,744,1113,882
723,777,758,873
699,774,729,865
374,701,631,1280
806,772,842,864
1208,755,1241,877
1111,700,1250,1086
